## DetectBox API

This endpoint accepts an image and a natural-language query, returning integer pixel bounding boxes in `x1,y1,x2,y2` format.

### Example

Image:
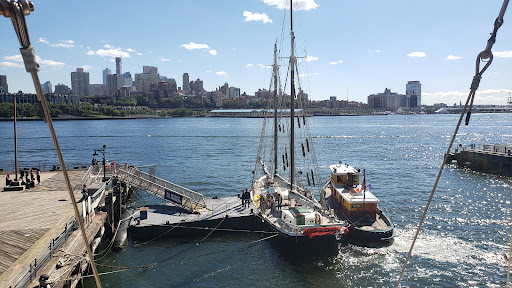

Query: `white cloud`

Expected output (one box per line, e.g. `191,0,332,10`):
246,64,254,67
4,55,22,62
136,52,143,56
180,42,210,50
126,48,135,52
216,71,227,76
407,51,426,57
0,61,24,68
81,65,92,71
445,55,462,60
38,59,65,67
243,11,273,23
375,49,381,53
257,64,267,68
160,57,171,62
329,60,343,65
305,56,318,62
494,50,512,57
264,0,319,10
86,48,130,58
37,37,75,48
104,44,112,49
209,50,217,55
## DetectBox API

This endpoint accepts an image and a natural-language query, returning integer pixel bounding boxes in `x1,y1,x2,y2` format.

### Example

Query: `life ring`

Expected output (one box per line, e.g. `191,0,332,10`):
315,213,321,225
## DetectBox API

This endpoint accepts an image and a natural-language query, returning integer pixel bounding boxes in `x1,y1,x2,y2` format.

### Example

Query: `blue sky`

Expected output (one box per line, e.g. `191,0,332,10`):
1,0,511,105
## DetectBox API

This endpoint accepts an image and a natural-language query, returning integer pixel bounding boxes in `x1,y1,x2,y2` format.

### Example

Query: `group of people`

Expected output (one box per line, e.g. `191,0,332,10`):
5,168,41,187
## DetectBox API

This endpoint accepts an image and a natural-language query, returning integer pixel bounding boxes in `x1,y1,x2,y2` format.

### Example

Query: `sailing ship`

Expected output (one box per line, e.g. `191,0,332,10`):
250,0,347,252
324,163,394,242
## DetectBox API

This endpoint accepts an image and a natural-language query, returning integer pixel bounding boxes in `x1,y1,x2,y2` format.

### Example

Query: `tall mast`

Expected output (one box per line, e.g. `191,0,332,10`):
289,0,295,190
273,42,279,176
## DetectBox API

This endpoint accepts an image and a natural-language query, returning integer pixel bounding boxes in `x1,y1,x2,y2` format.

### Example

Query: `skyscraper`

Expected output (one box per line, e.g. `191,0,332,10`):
406,81,422,108
103,68,111,85
0,75,7,93
183,73,190,92
115,57,122,75
41,81,52,94
71,68,90,97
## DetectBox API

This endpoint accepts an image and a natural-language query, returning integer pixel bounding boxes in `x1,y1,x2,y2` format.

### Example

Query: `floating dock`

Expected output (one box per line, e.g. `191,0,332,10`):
447,144,512,177
129,197,263,240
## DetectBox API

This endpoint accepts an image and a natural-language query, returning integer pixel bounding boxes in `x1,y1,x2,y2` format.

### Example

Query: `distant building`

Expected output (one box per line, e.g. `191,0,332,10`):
367,88,406,111
210,90,224,107
89,84,105,97
107,74,118,96
41,81,52,94
71,68,90,97
143,66,158,74
123,72,133,87
0,75,7,93
406,80,422,108
54,83,70,94
255,89,270,100
103,68,111,86
183,73,190,92
192,78,204,96
116,57,122,75
226,86,239,99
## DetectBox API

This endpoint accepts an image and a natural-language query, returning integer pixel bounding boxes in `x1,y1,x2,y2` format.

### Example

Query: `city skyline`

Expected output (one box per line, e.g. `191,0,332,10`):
0,0,511,105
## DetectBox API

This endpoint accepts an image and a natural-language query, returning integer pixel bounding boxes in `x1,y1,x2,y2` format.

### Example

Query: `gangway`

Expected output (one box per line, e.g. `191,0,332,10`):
116,166,206,213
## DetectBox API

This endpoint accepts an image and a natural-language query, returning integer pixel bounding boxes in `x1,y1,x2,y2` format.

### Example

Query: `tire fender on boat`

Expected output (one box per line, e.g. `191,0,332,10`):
315,213,321,225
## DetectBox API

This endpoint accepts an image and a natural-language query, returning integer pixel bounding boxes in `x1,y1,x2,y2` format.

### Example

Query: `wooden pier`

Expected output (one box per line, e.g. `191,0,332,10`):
0,169,107,288
447,144,512,177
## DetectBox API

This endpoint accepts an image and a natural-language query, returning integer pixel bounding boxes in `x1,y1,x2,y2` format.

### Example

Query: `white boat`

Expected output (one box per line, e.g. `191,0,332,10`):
250,0,347,252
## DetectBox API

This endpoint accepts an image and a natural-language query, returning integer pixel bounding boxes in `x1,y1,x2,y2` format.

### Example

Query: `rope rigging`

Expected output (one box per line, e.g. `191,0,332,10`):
396,1,509,287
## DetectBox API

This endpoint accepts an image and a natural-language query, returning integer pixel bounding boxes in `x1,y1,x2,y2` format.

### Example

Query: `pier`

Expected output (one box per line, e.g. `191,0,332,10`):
447,144,512,177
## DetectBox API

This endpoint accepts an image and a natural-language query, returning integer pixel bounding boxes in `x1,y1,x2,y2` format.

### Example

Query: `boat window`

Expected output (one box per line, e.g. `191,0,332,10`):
337,175,343,183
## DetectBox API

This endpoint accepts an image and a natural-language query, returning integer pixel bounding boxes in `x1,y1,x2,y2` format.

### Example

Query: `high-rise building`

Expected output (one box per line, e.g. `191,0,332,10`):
183,73,190,92
227,86,240,99
143,66,158,74
103,68,111,86
71,68,90,97
107,74,118,96
193,78,204,96
123,72,133,86
0,75,8,93
406,81,422,108
116,57,122,75
41,81,52,94
367,88,406,111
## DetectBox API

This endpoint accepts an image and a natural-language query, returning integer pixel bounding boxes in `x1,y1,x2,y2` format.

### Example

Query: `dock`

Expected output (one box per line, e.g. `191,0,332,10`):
447,144,512,177
129,196,263,240
0,168,108,288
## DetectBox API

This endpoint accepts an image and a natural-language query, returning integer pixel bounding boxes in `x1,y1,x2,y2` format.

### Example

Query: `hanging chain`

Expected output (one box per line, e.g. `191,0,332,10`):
1,1,103,287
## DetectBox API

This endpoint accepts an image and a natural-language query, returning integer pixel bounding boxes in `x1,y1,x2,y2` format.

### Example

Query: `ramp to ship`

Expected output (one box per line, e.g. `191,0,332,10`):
116,166,206,212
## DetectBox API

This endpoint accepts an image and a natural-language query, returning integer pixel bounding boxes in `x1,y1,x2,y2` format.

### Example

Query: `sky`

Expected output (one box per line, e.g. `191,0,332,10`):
0,0,511,105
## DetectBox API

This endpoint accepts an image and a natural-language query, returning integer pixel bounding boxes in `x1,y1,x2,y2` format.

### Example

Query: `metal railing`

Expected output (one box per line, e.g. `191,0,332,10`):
457,143,512,154
116,166,206,211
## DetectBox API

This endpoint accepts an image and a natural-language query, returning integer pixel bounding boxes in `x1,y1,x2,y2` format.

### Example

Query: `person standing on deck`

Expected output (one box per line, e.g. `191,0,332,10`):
36,169,40,184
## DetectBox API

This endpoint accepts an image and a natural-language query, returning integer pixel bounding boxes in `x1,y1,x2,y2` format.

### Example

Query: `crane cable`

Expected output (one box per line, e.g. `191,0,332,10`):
396,1,509,287
0,1,103,287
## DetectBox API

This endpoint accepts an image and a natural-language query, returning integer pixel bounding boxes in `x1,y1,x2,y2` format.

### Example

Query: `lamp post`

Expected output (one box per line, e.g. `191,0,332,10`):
93,145,107,181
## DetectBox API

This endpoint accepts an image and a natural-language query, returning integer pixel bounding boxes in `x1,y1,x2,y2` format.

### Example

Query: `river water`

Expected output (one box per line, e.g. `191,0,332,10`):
1,114,511,287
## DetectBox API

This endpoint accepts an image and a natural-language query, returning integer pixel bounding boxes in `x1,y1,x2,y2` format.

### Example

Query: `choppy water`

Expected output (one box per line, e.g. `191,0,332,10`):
1,114,511,287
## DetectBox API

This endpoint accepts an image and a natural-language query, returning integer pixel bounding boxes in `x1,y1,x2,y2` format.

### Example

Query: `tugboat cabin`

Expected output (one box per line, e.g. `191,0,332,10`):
329,164,379,221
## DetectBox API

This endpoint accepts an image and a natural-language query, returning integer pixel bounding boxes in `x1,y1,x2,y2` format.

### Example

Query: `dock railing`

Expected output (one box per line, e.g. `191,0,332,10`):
116,166,206,212
457,143,512,155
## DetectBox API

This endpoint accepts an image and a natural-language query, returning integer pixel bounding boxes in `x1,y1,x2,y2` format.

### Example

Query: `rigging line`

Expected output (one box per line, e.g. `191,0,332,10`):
396,1,508,284
3,2,103,287
507,222,512,287
197,215,227,245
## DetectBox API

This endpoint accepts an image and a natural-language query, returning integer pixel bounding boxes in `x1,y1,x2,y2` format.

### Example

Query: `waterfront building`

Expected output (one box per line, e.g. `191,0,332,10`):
103,68,111,86
406,80,422,108
367,88,406,111
0,92,79,105
0,75,8,93
193,78,204,96
135,66,159,93
54,83,70,94
41,81,52,94
183,73,190,92
71,68,90,97
255,89,270,100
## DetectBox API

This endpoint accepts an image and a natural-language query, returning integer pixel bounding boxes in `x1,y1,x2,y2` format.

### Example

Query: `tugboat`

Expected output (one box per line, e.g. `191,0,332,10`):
324,163,394,243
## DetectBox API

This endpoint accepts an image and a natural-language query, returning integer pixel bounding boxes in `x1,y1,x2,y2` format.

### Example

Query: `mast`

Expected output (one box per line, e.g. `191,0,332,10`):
273,42,279,176
289,0,295,190
14,94,18,181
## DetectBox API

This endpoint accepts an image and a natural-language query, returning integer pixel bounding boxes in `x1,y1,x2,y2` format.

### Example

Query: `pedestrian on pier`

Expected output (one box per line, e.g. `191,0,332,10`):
36,169,41,184
277,193,282,211
80,184,88,202
30,170,35,182
5,174,11,186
